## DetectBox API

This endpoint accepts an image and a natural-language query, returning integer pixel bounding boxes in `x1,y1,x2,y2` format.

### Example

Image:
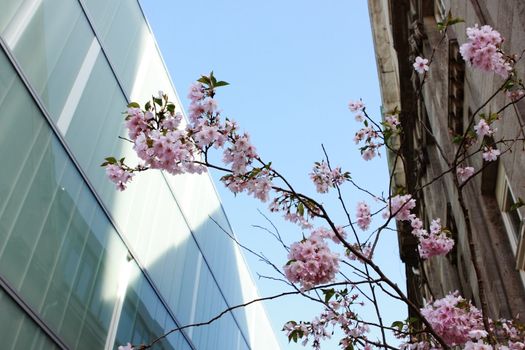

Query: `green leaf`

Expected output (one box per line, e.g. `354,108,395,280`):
198,75,211,85
297,202,305,216
166,103,176,114
447,17,465,26
407,316,419,324
127,102,140,108
452,135,463,144
104,157,117,164
364,119,369,127
510,198,525,211
391,321,404,330
321,288,336,303
214,81,229,87
145,101,151,111
153,97,163,106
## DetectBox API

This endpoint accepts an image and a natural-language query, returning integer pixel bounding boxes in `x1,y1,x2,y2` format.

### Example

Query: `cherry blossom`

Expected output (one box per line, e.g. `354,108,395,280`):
457,166,476,183
106,164,134,191
383,194,416,221
413,56,429,74
284,231,340,290
507,88,525,102
420,291,484,346
482,147,500,162
283,291,370,350
460,25,512,78
384,114,400,131
118,343,134,350
348,100,365,112
409,219,454,259
355,202,371,230
309,161,349,193
474,118,494,138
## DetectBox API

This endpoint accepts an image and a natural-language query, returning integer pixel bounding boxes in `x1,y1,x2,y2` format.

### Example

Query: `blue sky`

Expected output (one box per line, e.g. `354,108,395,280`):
139,1,406,348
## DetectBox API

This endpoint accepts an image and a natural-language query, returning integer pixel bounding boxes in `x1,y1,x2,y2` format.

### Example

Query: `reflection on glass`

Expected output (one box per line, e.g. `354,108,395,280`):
115,263,191,350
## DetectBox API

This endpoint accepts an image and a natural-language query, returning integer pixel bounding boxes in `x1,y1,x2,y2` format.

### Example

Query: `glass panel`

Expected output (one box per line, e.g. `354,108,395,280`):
83,0,149,95
0,47,125,350
2,0,94,119
0,287,59,350
504,186,522,239
0,0,23,34
115,264,192,350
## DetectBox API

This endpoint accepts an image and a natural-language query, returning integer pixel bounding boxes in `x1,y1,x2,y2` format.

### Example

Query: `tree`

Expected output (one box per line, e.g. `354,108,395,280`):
105,19,525,350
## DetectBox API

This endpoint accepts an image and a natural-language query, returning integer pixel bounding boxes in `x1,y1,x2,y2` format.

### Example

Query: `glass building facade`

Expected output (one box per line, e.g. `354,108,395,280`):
0,0,280,349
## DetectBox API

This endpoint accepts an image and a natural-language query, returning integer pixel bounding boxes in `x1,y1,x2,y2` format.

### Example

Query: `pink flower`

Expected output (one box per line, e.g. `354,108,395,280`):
421,292,484,346
482,147,500,162
418,234,454,259
118,343,134,350
460,25,511,78
356,201,371,230
383,194,416,221
106,164,134,191
413,56,429,74
384,114,400,130
361,146,377,161
188,82,205,102
474,118,494,137
284,233,339,290
309,161,348,193
464,340,493,350
507,89,525,102
348,100,365,112
457,166,475,183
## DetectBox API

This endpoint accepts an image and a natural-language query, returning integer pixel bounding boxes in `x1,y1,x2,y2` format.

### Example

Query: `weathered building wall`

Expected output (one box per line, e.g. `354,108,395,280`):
369,0,525,319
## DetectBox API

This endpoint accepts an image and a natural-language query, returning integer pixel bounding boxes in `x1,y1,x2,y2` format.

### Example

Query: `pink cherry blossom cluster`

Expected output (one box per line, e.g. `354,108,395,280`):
420,291,484,346
349,99,387,161
354,126,382,161
460,25,512,78
413,218,455,259
507,88,525,102
106,75,279,204
384,114,401,131
283,231,340,290
127,94,207,176
457,166,476,183
474,118,496,138
401,297,525,350
310,226,347,244
348,100,365,113
106,164,134,191
348,99,365,122
269,193,319,229
283,291,371,350
356,201,372,230
309,161,349,193
384,195,454,259
383,194,416,221
222,169,273,202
